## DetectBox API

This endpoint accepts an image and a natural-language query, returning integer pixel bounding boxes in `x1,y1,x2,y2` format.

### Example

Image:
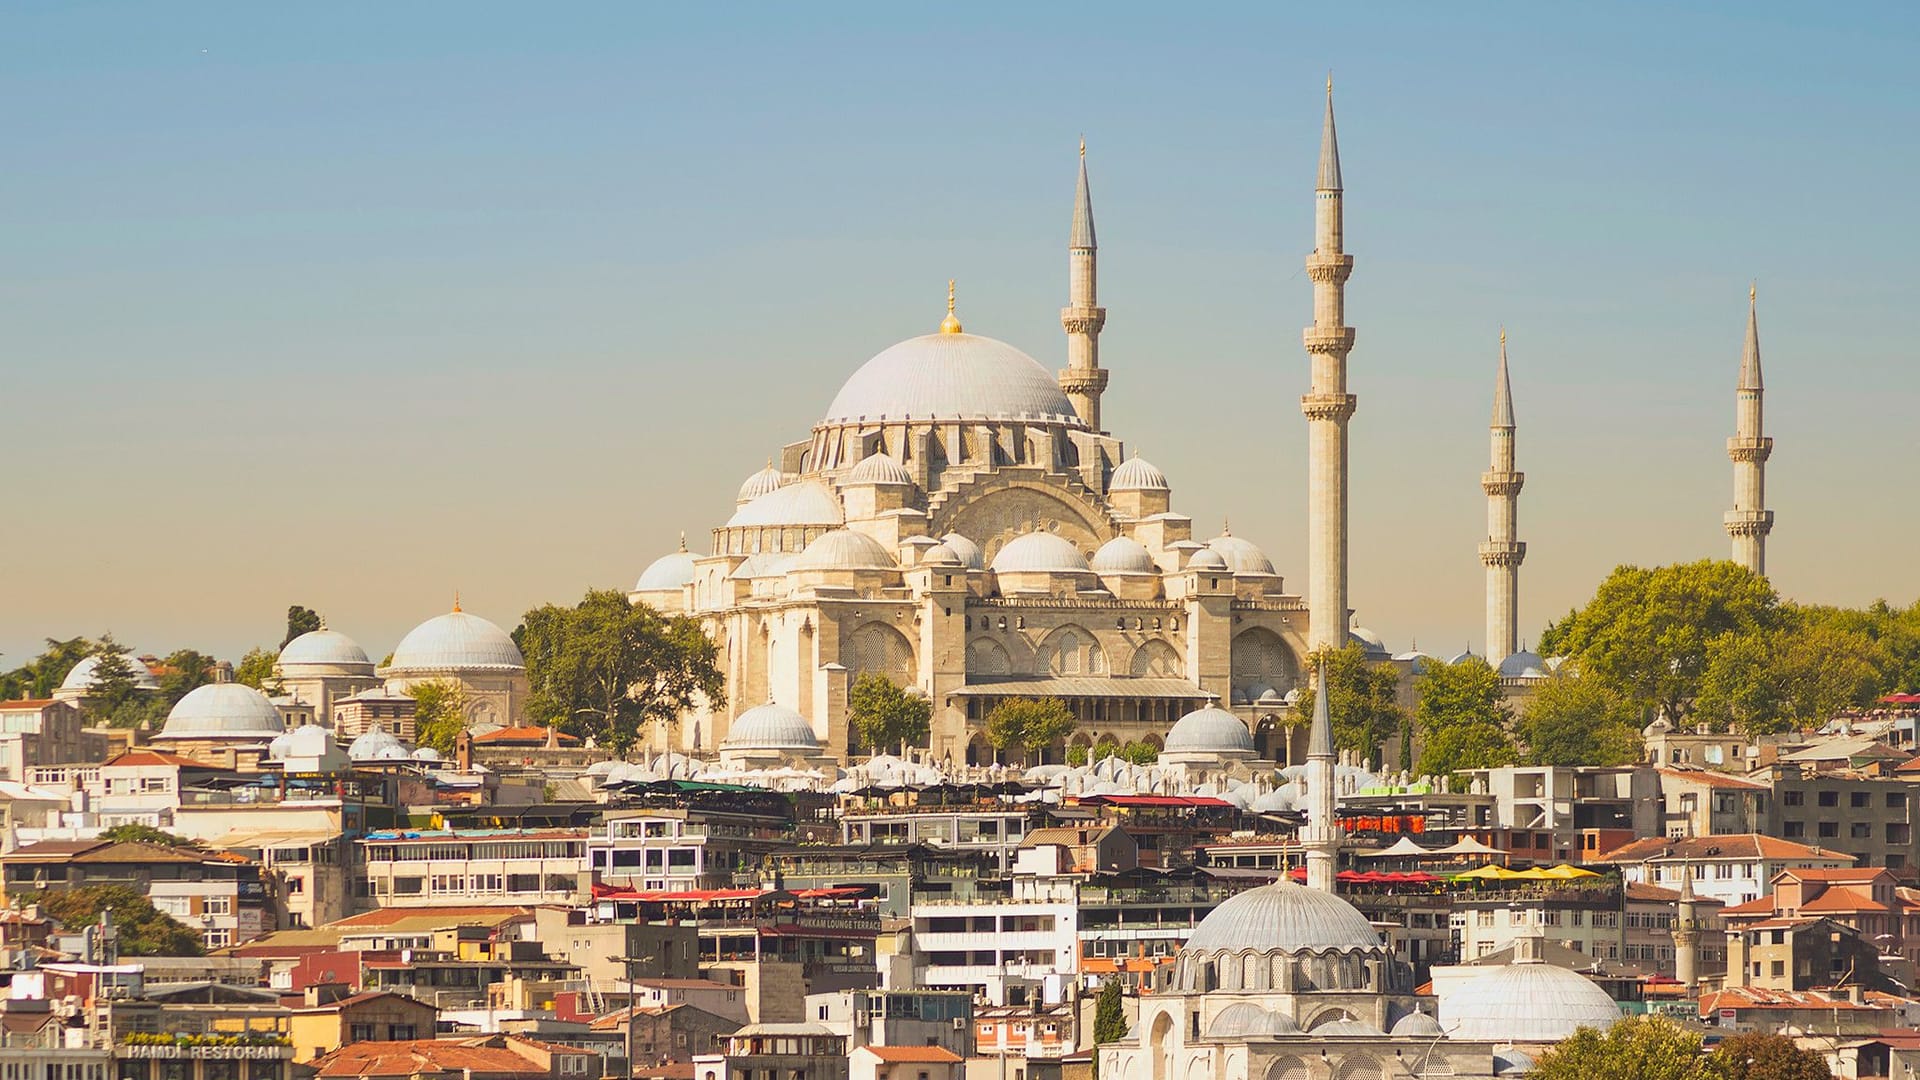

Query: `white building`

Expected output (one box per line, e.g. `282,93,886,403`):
359,828,591,908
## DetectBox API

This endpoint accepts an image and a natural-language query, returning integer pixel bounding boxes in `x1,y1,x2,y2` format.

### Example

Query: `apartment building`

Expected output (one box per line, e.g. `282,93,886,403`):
1767,764,1918,873
1595,834,1855,906
589,807,791,893
360,828,591,907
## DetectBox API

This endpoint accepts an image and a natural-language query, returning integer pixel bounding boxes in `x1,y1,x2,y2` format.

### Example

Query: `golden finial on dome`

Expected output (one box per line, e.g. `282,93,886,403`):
1079,136,1086,159
1750,281,1757,304
678,531,687,553
1326,71,1333,96
939,279,963,334
452,590,462,613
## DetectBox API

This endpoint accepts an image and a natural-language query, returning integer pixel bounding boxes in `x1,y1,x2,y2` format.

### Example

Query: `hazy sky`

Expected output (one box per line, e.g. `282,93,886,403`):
6,3,1919,666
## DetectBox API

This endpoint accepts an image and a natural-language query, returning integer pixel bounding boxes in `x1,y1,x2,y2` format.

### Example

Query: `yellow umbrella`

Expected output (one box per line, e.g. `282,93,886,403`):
1539,863,1601,879
1453,864,1523,880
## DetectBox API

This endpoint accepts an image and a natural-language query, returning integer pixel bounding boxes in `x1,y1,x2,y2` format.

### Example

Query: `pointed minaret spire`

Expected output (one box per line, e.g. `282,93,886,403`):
1725,283,1774,575
1303,79,1357,654
1302,659,1341,893
1060,139,1109,432
1481,329,1526,666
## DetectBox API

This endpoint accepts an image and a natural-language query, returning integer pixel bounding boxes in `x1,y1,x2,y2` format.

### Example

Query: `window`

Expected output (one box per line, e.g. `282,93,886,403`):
1771,960,1785,978
1852,791,1872,809
1818,791,1839,807
1783,821,1805,838
202,896,232,915
1818,822,1839,839
1890,792,1909,810
393,876,424,895
387,1025,416,1041
1851,822,1872,839
203,928,231,948
349,1024,375,1042
1784,791,1804,807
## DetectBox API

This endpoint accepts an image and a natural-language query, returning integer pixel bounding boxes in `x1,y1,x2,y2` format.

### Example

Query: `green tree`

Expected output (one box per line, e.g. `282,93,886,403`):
99,824,198,848
1529,1016,1722,1080
983,697,1077,763
1413,657,1517,775
7,637,95,699
1710,1032,1832,1080
281,606,322,649
1518,673,1644,767
233,647,280,694
1290,644,1408,768
1539,560,1782,721
158,649,216,705
518,589,726,753
36,885,205,957
1091,979,1127,1079
406,680,469,755
847,673,932,756
83,636,143,727
1066,744,1089,766
1118,740,1160,765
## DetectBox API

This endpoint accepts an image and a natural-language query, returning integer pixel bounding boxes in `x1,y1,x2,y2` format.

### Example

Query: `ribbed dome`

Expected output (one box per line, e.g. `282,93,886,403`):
727,479,845,528
847,453,914,486
792,529,898,571
940,533,984,571
60,654,160,693
635,549,700,591
1389,1010,1444,1037
1445,963,1621,1043
991,532,1090,574
1181,881,1381,954
1207,534,1277,576
348,726,405,760
721,703,821,751
823,333,1081,425
1164,707,1254,753
1111,457,1169,492
1498,649,1548,679
158,684,286,741
388,610,525,672
737,464,786,504
1090,536,1157,575
278,629,372,669
1206,1004,1301,1039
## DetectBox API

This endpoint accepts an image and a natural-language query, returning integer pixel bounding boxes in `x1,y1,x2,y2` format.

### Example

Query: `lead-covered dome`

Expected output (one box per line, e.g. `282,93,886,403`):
1498,649,1548,679
1445,962,1621,1042
636,547,700,591
737,463,786,504
727,479,845,528
1206,1004,1301,1039
1207,533,1277,576
1181,880,1381,954
1091,537,1157,575
847,453,914,486
388,610,525,672
992,532,1090,574
793,529,897,571
1111,457,1170,492
158,684,286,741
823,333,1081,426
1164,706,1254,753
940,533,984,571
60,654,160,693
721,703,821,751
278,628,372,669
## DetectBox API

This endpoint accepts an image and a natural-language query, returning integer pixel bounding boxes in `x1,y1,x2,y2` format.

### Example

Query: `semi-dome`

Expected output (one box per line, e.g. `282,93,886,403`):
792,529,898,571
1164,707,1255,753
727,479,846,528
158,684,286,741
388,610,526,672
991,532,1090,574
823,332,1081,426
278,628,372,669
1111,457,1170,492
1445,961,1621,1043
1090,536,1157,575
1207,534,1277,576
1206,1004,1301,1039
60,654,161,693
737,463,786,504
1181,880,1381,954
721,703,821,751
1497,649,1548,679
940,533,984,570
635,547,700,591
847,453,914,486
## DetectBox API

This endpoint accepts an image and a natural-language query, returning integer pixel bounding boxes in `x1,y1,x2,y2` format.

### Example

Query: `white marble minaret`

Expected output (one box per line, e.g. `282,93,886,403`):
1059,139,1109,431
1725,285,1774,575
1302,660,1342,893
1303,79,1356,652
1480,330,1525,666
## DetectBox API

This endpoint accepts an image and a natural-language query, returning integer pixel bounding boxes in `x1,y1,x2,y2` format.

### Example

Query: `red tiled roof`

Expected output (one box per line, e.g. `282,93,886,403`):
471,726,579,744
328,906,531,928
1777,867,1893,884
855,1046,964,1064
0,699,56,711
1720,896,1777,917
310,1036,588,1079
1595,834,1854,864
1700,987,1888,1017
1797,888,1890,914
1657,768,1768,789
105,750,212,768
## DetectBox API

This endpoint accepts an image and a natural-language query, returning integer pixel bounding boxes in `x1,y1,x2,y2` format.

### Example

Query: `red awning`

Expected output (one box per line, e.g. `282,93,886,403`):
591,884,769,902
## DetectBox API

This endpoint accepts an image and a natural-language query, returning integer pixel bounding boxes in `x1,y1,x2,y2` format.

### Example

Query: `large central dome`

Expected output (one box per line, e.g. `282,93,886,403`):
823,332,1082,425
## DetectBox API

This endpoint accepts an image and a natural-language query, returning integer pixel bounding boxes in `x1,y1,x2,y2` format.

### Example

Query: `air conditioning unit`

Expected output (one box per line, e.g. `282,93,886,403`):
854,1012,870,1027
952,1017,967,1031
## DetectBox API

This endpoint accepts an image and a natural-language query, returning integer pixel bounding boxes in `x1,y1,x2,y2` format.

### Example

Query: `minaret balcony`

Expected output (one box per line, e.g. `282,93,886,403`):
1481,471,1525,497
1302,327,1356,355
1727,436,1773,463
1305,253,1354,283
1059,306,1107,335
1479,540,1526,567
1300,393,1357,422
1057,368,1109,394
1724,509,1775,537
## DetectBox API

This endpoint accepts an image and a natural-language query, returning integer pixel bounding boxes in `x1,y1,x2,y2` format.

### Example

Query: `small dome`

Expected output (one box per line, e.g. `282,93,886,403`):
991,533,1090,574
1389,1010,1444,1037
1445,963,1621,1043
278,628,372,669
847,453,914,486
1206,1004,1301,1039
158,684,285,741
1498,649,1548,679
348,726,404,760
1448,648,1480,665
1310,1018,1385,1037
1181,881,1380,954
1187,548,1229,572
721,703,821,751
1111,457,1170,492
939,533,984,570
60,654,160,693
1164,707,1255,754
1493,1051,1535,1076
635,548,700,591
1207,534,1277,576
737,463,786,504
792,529,898,571
388,610,525,672
1351,627,1391,660
922,543,963,568
727,479,846,528
823,332,1081,426
1090,536,1157,575
413,747,443,762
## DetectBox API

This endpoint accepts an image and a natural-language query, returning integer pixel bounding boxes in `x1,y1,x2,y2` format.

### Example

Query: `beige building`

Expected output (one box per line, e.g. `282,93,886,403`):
0,698,105,781
273,628,380,728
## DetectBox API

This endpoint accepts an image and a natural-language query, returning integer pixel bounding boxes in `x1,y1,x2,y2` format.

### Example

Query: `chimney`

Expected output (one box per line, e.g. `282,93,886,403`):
456,728,473,772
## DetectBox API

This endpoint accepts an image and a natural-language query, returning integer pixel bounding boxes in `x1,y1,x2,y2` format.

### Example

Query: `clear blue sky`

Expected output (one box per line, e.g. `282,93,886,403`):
6,2,1918,665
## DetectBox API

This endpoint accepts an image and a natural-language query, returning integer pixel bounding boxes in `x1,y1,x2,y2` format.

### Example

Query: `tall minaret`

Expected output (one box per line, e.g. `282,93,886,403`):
1302,660,1342,893
1480,330,1526,666
1303,77,1356,652
1059,139,1109,430
1725,285,1774,575
1672,861,1701,992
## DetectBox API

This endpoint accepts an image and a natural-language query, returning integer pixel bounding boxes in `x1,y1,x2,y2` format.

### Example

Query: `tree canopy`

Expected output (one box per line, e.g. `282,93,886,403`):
406,680,469,755
233,647,280,694
281,606,322,649
518,589,726,753
1710,1032,1833,1080
1413,656,1517,776
1519,673,1644,767
0,637,93,700
847,673,932,756
36,885,205,957
1091,979,1127,1079
99,824,198,848
1289,644,1407,768
984,697,1077,762
1529,1016,1722,1080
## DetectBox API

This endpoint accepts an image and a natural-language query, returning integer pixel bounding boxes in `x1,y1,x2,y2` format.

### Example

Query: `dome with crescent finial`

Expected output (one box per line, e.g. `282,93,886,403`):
1206,528,1277,576
939,534,984,570
636,544,700,592
387,608,526,672
991,532,1090,575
